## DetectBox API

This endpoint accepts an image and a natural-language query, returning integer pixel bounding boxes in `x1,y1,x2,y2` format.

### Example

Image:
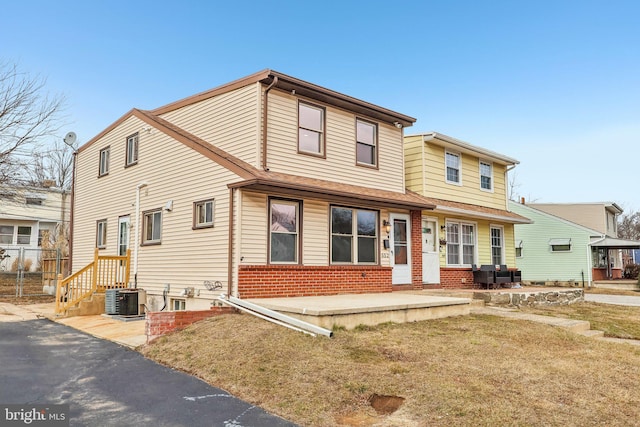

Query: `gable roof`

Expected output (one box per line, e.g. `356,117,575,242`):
152,69,417,128
509,200,603,234
88,108,434,211
406,132,519,166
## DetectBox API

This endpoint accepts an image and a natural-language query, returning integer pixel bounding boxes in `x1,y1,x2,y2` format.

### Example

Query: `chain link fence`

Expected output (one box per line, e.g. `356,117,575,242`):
0,247,68,297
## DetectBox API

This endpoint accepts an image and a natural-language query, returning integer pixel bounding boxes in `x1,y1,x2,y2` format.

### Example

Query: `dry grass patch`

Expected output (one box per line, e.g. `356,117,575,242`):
584,287,640,296
522,301,640,340
141,312,640,427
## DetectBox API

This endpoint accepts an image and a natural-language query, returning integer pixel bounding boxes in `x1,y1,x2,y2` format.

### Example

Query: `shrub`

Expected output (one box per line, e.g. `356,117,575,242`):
623,264,640,280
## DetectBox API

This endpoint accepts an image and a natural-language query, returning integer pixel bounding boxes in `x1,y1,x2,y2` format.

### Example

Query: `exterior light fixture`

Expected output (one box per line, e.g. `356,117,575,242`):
383,220,391,235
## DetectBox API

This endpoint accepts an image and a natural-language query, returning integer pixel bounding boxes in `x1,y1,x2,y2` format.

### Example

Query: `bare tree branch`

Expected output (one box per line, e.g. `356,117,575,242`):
0,61,66,183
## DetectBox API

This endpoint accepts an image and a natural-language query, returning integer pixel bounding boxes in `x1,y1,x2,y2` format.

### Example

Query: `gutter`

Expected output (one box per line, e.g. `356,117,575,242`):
261,75,279,171
227,187,234,297
218,294,333,338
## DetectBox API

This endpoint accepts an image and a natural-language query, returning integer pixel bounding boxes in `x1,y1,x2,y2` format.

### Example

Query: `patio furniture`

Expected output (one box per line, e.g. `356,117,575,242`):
494,265,512,287
510,269,522,283
472,264,496,289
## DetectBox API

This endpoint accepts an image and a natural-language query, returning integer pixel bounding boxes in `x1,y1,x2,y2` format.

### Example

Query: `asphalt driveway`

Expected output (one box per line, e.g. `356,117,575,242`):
0,319,296,427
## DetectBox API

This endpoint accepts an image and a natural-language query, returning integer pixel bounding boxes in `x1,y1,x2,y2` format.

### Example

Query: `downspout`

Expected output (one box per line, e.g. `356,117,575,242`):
134,181,149,288
227,187,234,297
261,76,279,171
68,151,77,276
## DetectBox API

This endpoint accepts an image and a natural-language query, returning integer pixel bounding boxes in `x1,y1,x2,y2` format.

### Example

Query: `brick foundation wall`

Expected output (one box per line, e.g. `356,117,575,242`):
410,211,423,289
238,265,392,298
439,267,476,289
146,307,235,343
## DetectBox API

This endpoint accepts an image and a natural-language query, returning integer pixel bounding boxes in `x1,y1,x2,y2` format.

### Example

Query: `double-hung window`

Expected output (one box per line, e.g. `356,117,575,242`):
0,225,14,244
356,119,377,167
446,222,475,265
17,226,31,245
480,161,492,191
490,226,504,265
96,219,107,249
445,152,461,184
331,207,377,264
269,200,300,263
193,199,214,229
143,209,162,245
126,133,139,166
298,102,324,156
99,147,110,176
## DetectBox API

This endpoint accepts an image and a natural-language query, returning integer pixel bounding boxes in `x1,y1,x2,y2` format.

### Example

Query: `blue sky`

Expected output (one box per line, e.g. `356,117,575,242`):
4,1,639,211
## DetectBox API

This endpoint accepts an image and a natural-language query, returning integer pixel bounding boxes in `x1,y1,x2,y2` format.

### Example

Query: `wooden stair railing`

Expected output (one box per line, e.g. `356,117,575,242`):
55,249,131,315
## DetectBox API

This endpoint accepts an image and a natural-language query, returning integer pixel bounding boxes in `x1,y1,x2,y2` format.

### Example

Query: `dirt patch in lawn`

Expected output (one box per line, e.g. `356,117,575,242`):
141,312,640,427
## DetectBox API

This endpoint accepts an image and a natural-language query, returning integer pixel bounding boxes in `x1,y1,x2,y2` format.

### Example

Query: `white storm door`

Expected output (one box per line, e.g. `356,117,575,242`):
390,213,411,285
422,218,440,284
117,216,130,284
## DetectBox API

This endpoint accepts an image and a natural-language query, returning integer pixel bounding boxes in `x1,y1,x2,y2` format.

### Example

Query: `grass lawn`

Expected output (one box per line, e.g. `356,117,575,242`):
141,308,640,427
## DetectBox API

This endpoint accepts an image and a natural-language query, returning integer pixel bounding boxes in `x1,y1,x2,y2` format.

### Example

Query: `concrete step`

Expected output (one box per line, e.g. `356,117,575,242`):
579,329,605,338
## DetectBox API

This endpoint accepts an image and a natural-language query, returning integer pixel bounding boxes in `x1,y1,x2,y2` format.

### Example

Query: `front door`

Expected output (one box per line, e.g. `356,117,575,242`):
390,213,411,285
422,217,440,284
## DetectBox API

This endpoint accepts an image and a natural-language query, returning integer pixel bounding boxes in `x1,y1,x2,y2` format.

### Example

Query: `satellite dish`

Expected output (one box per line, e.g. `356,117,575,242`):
63,132,77,146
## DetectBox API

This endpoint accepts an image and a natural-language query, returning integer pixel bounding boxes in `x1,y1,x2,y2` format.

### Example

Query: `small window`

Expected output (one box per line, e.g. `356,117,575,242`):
143,209,162,245
17,226,31,245
96,219,107,249
269,200,300,263
356,119,377,167
193,199,214,229
99,147,110,176
549,238,571,252
298,102,325,156
0,225,14,244
126,133,139,166
446,152,461,184
171,299,186,311
480,161,493,191
515,240,523,258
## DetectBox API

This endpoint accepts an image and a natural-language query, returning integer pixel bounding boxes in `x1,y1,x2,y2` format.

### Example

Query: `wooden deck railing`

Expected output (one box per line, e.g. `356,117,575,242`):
55,249,131,314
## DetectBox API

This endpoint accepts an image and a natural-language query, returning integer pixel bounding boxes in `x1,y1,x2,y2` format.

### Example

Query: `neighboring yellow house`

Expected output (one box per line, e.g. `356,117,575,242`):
71,70,435,311
404,132,531,288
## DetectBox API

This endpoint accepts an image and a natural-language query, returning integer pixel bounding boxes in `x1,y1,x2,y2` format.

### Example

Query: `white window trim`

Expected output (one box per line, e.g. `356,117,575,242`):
193,199,215,229
479,159,494,193
445,150,462,186
490,224,505,265
142,209,162,245
99,147,110,176
96,220,107,249
445,219,478,267
126,133,139,166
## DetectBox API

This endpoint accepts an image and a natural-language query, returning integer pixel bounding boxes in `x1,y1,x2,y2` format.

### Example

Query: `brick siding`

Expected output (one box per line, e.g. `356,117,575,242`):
410,211,423,289
439,267,476,289
238,265,393,298
145,307,235,343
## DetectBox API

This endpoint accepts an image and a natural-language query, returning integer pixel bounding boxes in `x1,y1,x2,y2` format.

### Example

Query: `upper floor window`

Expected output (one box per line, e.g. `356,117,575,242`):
446,221,475,265
480,161,493,191
143,209,162,245
298,102,325,156
126,133,139,167
331,207,378,264
269,199,300,263
356,119,377,167
193,199,214,229
96,219,107,249
99,147,110,177
445,152,460,184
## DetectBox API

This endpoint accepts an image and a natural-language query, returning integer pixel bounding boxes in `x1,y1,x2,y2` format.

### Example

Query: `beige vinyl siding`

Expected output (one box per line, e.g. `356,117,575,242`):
238,191,268,264
159,83,260,166
74,115,241,303
265,90,405,193
421,144,507,210
529,204,606,235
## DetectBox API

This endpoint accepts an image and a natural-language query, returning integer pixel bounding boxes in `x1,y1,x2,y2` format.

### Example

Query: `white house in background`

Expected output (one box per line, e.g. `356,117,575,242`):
0,182,70,271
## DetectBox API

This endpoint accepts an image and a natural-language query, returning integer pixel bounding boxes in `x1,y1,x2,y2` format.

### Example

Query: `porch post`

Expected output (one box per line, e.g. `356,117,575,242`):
92,248,99,292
